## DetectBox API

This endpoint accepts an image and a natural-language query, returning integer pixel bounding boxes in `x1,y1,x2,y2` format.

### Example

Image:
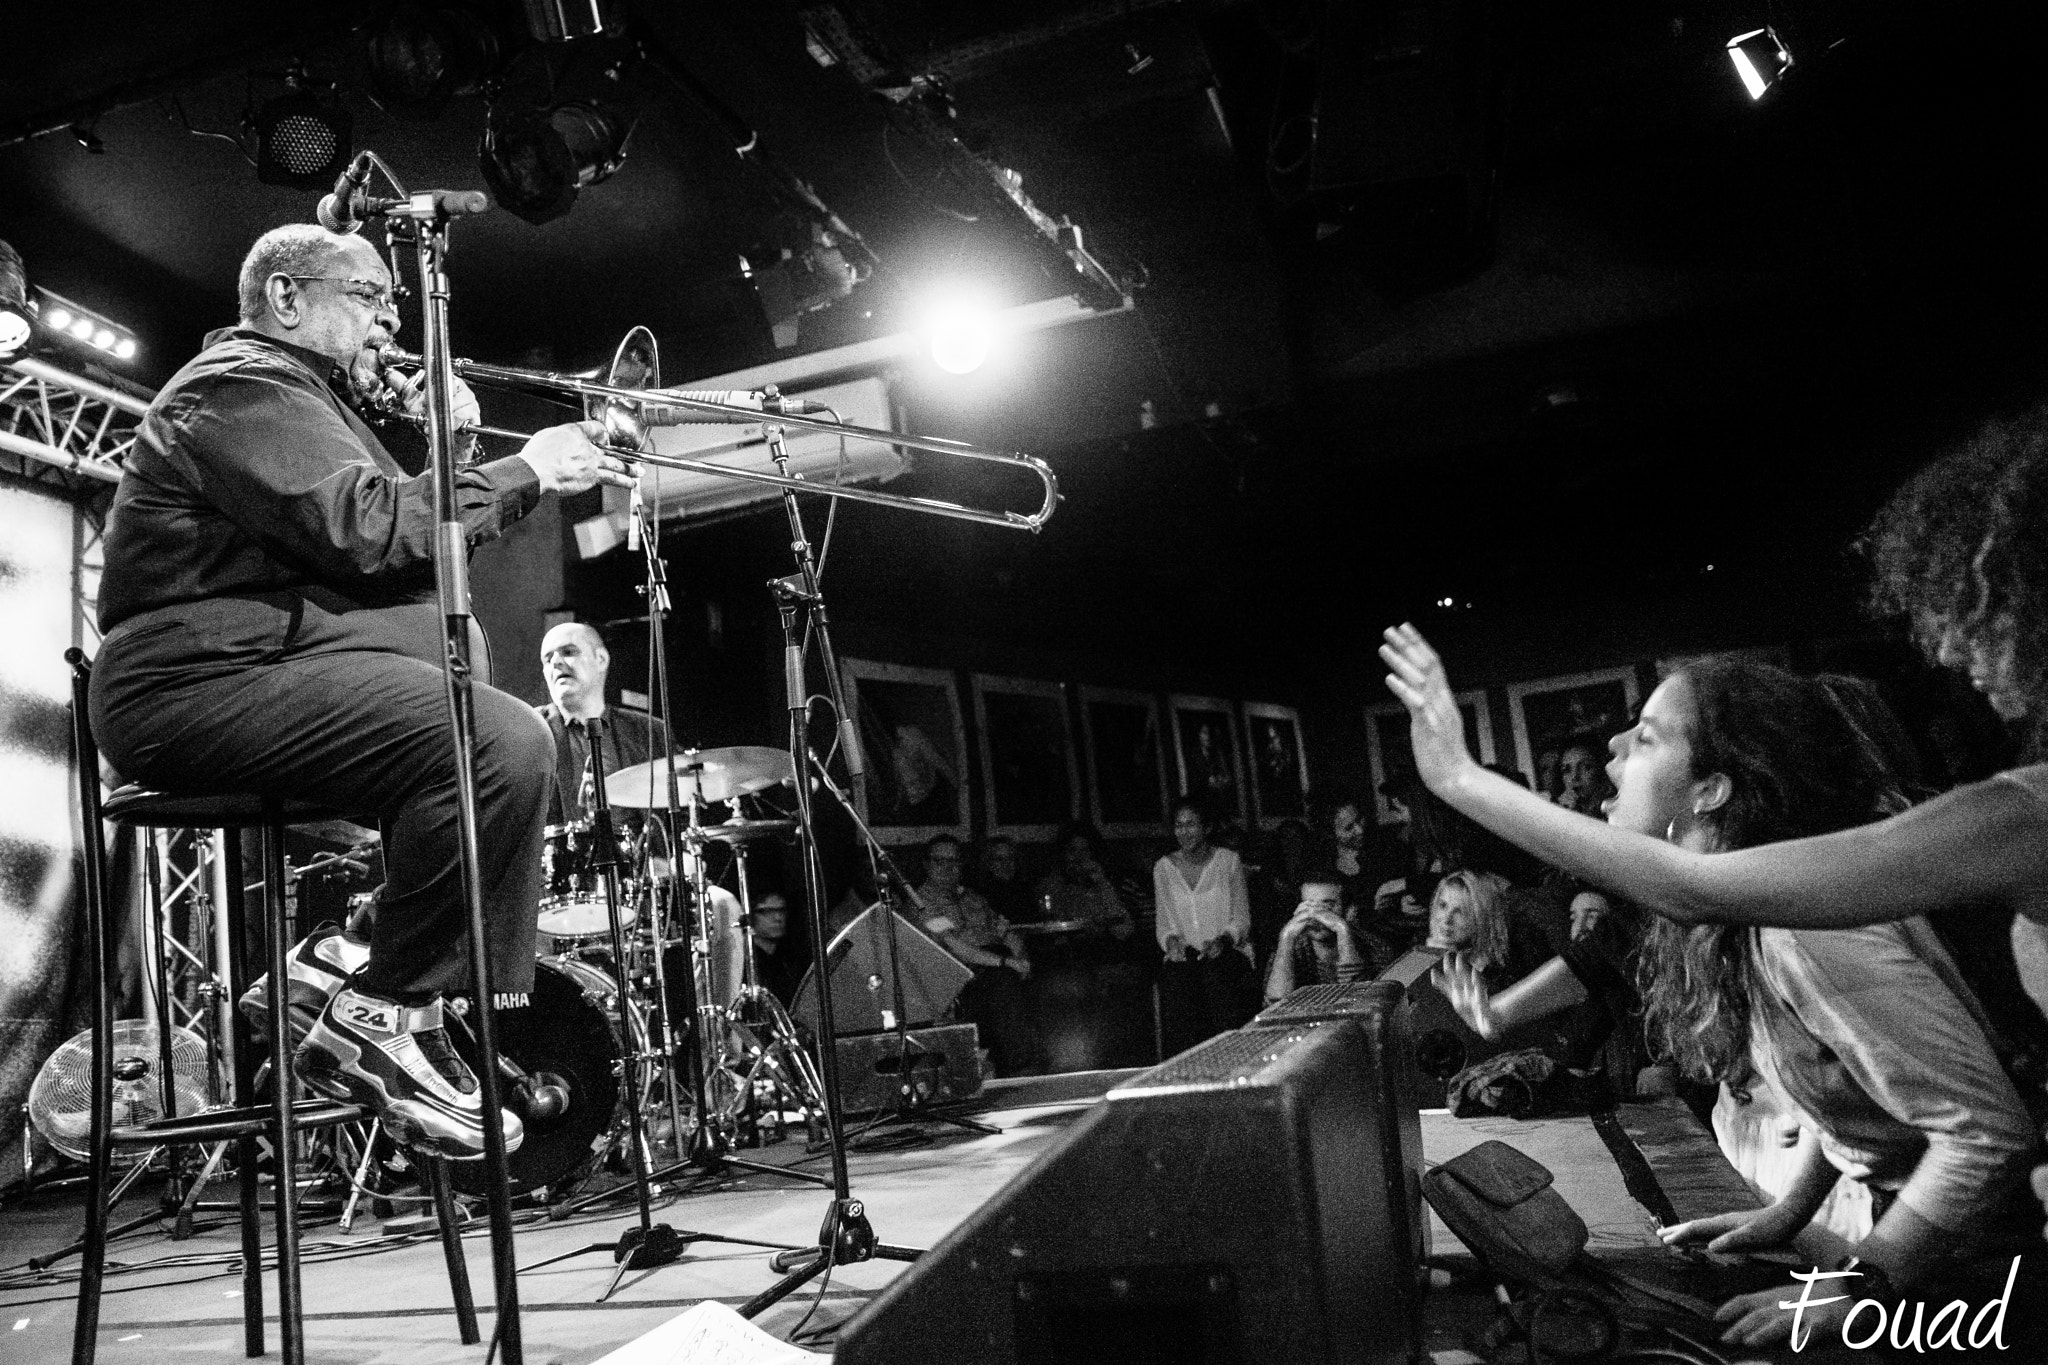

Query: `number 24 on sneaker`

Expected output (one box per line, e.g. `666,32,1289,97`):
297,987,522,1161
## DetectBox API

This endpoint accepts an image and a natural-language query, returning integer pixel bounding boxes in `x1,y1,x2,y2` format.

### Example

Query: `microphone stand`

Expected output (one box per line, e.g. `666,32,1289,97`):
738,428,922,1319
389,185,525,1365
632,498,828,1191
806,754,999,1141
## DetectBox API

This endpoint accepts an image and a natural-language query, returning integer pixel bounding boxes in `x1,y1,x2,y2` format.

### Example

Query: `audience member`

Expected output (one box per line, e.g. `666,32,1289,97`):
747,891,807,1010
973,833,1039,925
1555,735,1613,816
1034,822,1136,943
1153,797,1258,1054
1425,869,1546,988
916,834,1045,1076
1262,875,1371,1004
1249,817,1314,963
1386,638,2037,1349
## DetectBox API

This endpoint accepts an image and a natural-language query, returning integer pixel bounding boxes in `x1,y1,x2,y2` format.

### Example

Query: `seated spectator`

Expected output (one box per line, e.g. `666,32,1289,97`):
1263,876,1372,1005
916,833,1045,1076
974,833,1039,924
1034,822,1136,942
1425,869,1547,988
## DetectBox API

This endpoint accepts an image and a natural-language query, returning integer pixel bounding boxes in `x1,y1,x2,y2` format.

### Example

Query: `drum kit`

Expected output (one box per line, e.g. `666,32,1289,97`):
466,743,824,1201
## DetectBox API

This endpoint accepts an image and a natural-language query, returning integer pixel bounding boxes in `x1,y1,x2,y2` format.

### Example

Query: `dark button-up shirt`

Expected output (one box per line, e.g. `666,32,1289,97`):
537,703,670,827
96,327,539,666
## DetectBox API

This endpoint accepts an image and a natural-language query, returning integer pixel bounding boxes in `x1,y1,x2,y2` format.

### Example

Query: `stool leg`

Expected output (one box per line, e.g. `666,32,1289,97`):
428,1159,480,1344
261,817,307,1365
221,828,265,1358
66,680,114,1365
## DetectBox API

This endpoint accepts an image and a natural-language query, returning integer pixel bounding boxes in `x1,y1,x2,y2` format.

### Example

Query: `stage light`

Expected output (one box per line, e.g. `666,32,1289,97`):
744,224,865,348
479,98,635,226
34,288,139,366
1728,27,1793,101
365,3,507,116
1,239,31,360
254,80,353,189
928,305,993,375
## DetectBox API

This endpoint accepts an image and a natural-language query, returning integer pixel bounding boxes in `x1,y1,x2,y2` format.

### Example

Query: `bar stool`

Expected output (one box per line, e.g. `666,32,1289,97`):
66,650,478,1365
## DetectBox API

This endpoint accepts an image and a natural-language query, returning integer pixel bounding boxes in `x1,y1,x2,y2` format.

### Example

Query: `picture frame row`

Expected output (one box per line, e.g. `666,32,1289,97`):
1363,665,1645,824
840,657,1311,844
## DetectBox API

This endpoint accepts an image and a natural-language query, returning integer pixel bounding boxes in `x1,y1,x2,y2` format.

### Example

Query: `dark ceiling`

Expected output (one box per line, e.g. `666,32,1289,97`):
7,1,2048,669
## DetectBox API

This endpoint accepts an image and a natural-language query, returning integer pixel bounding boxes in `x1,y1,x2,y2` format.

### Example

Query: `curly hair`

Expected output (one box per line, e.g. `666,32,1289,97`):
1636,660,1887,1085
1865,407,2048,753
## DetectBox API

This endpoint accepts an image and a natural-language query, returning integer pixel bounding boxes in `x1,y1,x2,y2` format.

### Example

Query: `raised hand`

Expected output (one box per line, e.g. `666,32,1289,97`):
1433,952,1500,1038
1378,623,1479,794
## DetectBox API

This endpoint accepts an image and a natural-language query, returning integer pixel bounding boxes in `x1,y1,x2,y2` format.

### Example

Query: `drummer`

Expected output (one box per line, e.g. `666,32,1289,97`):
536,621,669,828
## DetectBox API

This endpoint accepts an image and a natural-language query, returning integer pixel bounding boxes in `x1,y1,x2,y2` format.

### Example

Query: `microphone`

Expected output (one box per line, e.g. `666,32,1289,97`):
638,390,828,424
317,151,376,234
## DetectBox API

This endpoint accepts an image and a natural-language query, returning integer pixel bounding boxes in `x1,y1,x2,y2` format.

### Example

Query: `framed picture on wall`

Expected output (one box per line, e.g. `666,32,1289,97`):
1079,686,1171,838
839,657,970,844
1168,694,1247,825
1507,667,1643,800
970,674,1080,840
1243,702,1310,828
1364,692,1496,824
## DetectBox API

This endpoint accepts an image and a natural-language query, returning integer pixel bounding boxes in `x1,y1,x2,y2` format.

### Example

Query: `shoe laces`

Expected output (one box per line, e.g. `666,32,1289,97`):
411,1023,478,1095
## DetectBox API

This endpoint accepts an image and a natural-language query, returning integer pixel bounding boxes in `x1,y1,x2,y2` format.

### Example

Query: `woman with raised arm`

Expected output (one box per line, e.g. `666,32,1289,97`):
1406,653,2035,1348
1377,411,2048,967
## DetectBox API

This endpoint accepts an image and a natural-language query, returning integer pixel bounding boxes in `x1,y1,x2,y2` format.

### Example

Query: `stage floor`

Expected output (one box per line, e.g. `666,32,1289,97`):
0,1076,1882,1365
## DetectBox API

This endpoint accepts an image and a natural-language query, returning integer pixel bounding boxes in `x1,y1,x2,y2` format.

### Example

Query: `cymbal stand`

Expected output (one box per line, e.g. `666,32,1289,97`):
722,849,827,1141
806,756,999,1140
517,719,804,1299
739,427,922,1319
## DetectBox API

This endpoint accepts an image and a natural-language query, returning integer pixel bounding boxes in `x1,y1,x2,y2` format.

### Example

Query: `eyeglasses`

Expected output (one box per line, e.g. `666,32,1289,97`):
281,275,396,312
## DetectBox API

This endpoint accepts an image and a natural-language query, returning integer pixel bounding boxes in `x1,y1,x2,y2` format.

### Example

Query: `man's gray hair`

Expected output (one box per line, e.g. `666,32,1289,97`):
236,225,347,324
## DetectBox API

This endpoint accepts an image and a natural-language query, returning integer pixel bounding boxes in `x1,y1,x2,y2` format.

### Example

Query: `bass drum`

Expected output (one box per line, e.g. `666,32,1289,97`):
449,956,638,1199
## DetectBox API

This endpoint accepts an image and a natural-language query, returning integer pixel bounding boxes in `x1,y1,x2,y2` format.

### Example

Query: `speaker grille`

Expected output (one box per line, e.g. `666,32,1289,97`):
1257,979,1403,1022
1114,1022,1332,1091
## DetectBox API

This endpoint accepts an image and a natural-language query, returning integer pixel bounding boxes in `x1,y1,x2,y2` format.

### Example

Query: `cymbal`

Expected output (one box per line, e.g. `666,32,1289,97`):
685,818,799,845
292,817,380,849
605,746,794,807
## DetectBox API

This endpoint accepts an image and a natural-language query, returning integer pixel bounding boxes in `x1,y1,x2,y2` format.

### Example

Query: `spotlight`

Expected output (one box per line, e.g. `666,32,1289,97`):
0,239,32,360
365,3,507,116
743,224,865,349
479,99,634,225
928,306,993,375
1727,27,1793,101
34,288,139,366
254,81,353,189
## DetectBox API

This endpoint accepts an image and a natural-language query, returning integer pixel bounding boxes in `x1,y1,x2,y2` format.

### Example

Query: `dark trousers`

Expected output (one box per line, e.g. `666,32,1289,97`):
960,965,1045,1076
92,640,551,1000
1158,951,1258,1058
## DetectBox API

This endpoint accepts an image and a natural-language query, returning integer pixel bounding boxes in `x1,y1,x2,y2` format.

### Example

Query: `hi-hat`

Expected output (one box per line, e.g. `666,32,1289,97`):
685,818,799,845
605,747,794,807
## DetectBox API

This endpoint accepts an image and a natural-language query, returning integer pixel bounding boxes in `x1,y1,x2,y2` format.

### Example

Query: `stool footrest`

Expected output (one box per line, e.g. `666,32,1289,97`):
113,1100,372,1146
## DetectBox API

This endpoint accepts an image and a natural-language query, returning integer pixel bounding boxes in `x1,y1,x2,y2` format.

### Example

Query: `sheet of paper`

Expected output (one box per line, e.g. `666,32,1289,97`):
588,1300,828,1365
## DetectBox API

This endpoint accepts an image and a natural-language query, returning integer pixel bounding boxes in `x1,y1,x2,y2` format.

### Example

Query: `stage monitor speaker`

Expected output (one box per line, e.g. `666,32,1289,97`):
1364,947,1528,1108
834,1010,1426,1365
792,902,973,1037
835,1022,981,1114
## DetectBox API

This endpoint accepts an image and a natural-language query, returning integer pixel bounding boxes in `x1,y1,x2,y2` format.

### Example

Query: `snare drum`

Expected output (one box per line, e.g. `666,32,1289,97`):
538,820,636,940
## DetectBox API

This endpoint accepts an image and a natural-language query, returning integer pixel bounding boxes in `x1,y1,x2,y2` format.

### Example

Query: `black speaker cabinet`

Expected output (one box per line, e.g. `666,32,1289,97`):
792,902,974,1036
835,1022,982,1114
835,1012,1426,1365
1363,948,1527,1108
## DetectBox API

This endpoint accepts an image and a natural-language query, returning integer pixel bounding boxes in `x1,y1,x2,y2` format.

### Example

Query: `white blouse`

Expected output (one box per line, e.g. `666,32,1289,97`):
1152,847,1254,963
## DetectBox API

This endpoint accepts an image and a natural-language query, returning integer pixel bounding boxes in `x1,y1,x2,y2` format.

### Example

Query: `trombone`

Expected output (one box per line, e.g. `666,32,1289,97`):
377,347,1060,532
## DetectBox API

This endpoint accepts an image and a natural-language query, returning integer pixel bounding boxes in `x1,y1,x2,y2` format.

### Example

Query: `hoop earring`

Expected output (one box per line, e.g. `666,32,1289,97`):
1665,807,1706,847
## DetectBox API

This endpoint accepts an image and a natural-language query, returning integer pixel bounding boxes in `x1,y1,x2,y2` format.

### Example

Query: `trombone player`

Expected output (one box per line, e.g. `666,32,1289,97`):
89,223,635,1161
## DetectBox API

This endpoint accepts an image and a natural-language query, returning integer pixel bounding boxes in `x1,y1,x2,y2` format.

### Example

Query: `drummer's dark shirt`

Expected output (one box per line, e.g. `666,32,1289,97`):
537,703,670,826
97,327,539,650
